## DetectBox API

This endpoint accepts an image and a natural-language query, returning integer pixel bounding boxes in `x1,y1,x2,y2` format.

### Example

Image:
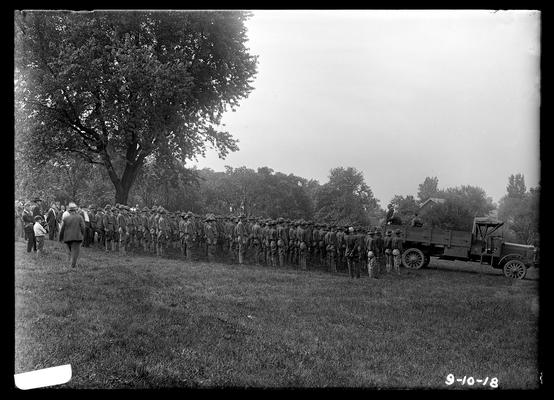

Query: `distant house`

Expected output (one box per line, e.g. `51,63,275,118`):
486,209,499,219
419,197,446,214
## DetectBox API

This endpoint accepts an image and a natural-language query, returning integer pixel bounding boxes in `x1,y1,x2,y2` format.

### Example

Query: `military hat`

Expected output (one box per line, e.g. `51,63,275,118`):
33,197,42,202
142,207,149,212
375,229,382,236
34,215,43,221
395,229,402,235
386,230,392,236
104,204,111,211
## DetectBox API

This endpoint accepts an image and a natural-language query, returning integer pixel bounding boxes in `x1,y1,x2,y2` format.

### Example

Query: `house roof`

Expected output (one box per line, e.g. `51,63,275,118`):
419,197,446,208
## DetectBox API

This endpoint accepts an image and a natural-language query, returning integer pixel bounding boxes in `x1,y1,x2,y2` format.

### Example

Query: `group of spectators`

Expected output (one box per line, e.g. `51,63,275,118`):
15,198,85,268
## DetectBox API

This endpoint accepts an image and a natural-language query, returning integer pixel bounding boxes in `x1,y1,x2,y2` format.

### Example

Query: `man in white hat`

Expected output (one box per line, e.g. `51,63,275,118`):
59,202,85,268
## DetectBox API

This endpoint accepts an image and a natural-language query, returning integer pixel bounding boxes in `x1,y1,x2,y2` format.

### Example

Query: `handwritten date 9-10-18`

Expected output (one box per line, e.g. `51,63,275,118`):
445,374,498,388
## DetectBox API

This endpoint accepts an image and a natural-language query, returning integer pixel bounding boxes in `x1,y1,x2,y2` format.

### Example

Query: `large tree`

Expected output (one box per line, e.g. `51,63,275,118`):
506,173,527,199
498,174,539,245
314,167,380,226
15,10,258,203
417,176,439,203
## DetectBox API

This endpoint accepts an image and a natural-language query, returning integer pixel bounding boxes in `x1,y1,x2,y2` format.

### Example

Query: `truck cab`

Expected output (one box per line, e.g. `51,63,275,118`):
471,217,538,279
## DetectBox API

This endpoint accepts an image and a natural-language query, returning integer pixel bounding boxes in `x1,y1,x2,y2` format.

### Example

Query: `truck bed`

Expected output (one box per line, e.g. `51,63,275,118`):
386,224,472,255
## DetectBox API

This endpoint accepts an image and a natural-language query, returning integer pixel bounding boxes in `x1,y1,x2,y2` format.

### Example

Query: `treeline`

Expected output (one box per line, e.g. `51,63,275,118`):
14,154,539,245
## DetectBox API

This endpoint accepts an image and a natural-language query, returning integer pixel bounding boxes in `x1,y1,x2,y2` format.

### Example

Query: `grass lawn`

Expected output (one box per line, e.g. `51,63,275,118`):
14,238,540,389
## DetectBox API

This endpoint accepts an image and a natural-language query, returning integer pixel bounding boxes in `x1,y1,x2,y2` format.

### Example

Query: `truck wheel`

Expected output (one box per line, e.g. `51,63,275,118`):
503,259,527,280
402,248,425,269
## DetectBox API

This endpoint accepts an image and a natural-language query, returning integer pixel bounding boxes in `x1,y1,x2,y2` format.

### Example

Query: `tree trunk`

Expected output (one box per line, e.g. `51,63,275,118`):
113,164,139,205
115,184,130,205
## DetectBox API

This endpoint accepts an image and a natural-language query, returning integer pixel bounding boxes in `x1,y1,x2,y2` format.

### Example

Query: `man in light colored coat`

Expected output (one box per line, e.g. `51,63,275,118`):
59,202,85,268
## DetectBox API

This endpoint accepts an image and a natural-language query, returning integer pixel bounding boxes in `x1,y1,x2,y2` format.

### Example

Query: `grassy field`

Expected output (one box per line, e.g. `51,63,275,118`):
14,238,540,389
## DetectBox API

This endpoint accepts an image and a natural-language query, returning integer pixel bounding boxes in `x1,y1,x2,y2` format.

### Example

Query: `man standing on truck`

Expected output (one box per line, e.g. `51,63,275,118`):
391,229,404,275
410,212,423,228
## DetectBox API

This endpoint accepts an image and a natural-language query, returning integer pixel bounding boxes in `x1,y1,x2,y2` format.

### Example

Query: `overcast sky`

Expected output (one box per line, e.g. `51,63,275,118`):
192,10,541,207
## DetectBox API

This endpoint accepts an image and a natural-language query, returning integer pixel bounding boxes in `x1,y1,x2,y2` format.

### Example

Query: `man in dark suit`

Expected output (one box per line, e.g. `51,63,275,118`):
46,203,58,240
31,198,43,218
59,202,85,268
22,203,37,253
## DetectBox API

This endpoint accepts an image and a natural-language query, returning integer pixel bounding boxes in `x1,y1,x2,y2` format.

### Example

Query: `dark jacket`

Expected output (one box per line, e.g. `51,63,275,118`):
46,208,57,227
22,210,35,233
59,213,85,242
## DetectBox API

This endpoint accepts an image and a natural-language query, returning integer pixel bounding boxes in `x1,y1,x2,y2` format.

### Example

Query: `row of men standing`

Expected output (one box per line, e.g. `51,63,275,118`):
18,200,407,278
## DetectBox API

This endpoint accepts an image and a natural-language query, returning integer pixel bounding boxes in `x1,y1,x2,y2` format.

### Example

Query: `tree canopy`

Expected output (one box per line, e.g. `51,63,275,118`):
314,167,380,226
498,174,539,245
420,185,496,231
417,176,439,203
14,10,258,203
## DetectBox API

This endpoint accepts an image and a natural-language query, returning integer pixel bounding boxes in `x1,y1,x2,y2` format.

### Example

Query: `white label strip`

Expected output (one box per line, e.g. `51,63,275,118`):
14,364,72,390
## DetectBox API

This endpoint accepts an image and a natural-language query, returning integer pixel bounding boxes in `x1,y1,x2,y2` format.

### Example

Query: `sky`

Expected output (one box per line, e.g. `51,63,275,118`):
192,10,541,207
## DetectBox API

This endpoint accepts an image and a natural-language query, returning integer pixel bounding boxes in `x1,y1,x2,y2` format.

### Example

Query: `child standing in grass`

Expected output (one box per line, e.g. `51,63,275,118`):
33,215,47,255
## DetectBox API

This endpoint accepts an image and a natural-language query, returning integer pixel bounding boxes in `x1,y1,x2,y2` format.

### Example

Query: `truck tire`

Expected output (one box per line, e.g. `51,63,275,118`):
402,248,425,269
503,259,527,280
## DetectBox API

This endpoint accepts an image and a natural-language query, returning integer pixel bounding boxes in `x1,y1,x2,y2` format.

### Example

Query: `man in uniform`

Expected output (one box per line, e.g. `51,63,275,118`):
345,227,360,279
96,207,105,249
116,205,128,255
325,225,338,273
365,229,377,278
297,220,309,270
89,206,98,246
250,218,262,265
276,217,288,268
148,206,158,253
372,229,385,276
235,214,248,265
140,207,150,251
204,214,218,262
356,227,367,275
391,229,404,275
268,220,278,267
184,212,196,261
259,220,268,266
113,205,121,252
157,207,169,257
178,212,187,256
336,226,346,271
225,216,235,261
135,207,145,250
384,230,394,273
103,205,115,252
288,220,297,266
319,224,328,267
171,213,180,250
